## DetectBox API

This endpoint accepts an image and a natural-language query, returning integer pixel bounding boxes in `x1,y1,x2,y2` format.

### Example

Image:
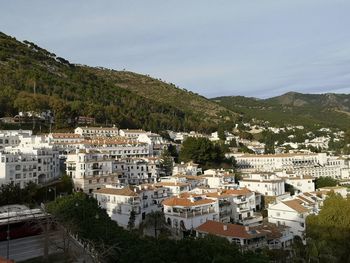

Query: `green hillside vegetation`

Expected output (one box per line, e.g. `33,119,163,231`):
213,92,350,129
0,32,236,132
90,68,236,123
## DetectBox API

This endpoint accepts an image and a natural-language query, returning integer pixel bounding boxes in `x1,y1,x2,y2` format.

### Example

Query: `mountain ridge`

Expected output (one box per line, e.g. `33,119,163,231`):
212,92,350,129
0,32,237,132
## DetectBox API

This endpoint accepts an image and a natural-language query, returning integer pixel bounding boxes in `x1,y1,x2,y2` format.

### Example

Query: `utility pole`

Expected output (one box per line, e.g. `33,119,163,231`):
6,197,10,260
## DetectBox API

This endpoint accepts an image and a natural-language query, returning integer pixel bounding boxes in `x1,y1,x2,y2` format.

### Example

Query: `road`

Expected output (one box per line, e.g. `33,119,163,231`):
0,232,63,262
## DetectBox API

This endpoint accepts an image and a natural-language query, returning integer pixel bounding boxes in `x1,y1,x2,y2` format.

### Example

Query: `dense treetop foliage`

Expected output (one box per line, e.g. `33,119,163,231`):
179,137,234,169
305,194,350,262
0,32,236,132
0,175,73,206
314,176,338,189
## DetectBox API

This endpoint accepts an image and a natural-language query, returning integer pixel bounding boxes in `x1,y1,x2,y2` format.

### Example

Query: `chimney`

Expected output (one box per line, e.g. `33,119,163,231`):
223,225,227,231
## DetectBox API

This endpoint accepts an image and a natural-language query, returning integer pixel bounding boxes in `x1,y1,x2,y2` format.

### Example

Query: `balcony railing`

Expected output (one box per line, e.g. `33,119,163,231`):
170,208,216,218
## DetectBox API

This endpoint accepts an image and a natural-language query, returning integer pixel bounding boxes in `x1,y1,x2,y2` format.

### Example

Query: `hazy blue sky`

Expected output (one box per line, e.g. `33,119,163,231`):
1,0,350,98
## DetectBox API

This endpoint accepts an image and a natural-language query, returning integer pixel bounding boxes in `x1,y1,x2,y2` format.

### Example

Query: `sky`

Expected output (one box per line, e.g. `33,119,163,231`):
1,0,350,98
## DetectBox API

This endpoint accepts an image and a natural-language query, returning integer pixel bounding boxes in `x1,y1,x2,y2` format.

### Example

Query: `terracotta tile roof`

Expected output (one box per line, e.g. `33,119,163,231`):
241,179,283,183
303,192,313,197
80,127,118,131
155,182,189,187
120,129,146,133
238,153,318,158
94,186,138,196
224,188,252,196
282,200,309,213
287,176,314,180
205,192,232,198
196,220,265,239
51,133,83,138
251,223,286,240
162,197,216,207
296,195,314,205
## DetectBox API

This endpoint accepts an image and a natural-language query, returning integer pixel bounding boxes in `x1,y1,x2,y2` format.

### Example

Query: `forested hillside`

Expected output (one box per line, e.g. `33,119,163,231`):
0,32,236,132
213,92,350,129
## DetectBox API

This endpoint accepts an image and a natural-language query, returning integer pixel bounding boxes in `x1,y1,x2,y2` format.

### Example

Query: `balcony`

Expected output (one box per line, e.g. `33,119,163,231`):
239,213,263,226
153,193,167,199
170,208,216,218
92,163,101,170
236,206,250,213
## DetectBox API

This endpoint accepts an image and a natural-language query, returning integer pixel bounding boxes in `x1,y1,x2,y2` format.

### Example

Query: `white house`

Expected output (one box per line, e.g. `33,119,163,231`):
239,173,285,196
155,181,191,196
94,184,169,229
172,161,202,176
0,141,59,188
268,198,316,238
74,126,119,137
119,129,147,139
235,153,328,172
284,175,315,193
162,196,219,232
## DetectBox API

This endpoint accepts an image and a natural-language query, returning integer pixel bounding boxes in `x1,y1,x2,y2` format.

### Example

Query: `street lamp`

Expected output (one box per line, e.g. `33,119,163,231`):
48,186,57,201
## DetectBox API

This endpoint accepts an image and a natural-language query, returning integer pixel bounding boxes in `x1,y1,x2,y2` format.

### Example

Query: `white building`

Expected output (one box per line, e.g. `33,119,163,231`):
66,150,118,193
137,133,166,145
74,126,119,137
155,181,191,196
267,193,322,239
202,169,236,188
94,184,169,229
119,129,147,139
114,157,161,185
239,173,285,196
172,161,202,176
82,138,150,159
235,153,328,172
0,130,32,149
66,151,162,193
163,195,219,232
204,188,263,226
284,176,315,193
0,143,59,188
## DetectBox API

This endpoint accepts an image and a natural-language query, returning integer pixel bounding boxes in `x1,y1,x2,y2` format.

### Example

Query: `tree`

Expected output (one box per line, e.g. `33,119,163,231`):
140,211,170,239
315,176,338,189
217,126,226,141
305,194,350,262
285,183,295,195
179,137,225,167
127,209,136,230
160,149,173,176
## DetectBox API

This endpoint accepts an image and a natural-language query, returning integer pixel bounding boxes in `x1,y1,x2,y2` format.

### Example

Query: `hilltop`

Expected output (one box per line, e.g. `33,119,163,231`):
213,92,350,129
0,32,236,132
